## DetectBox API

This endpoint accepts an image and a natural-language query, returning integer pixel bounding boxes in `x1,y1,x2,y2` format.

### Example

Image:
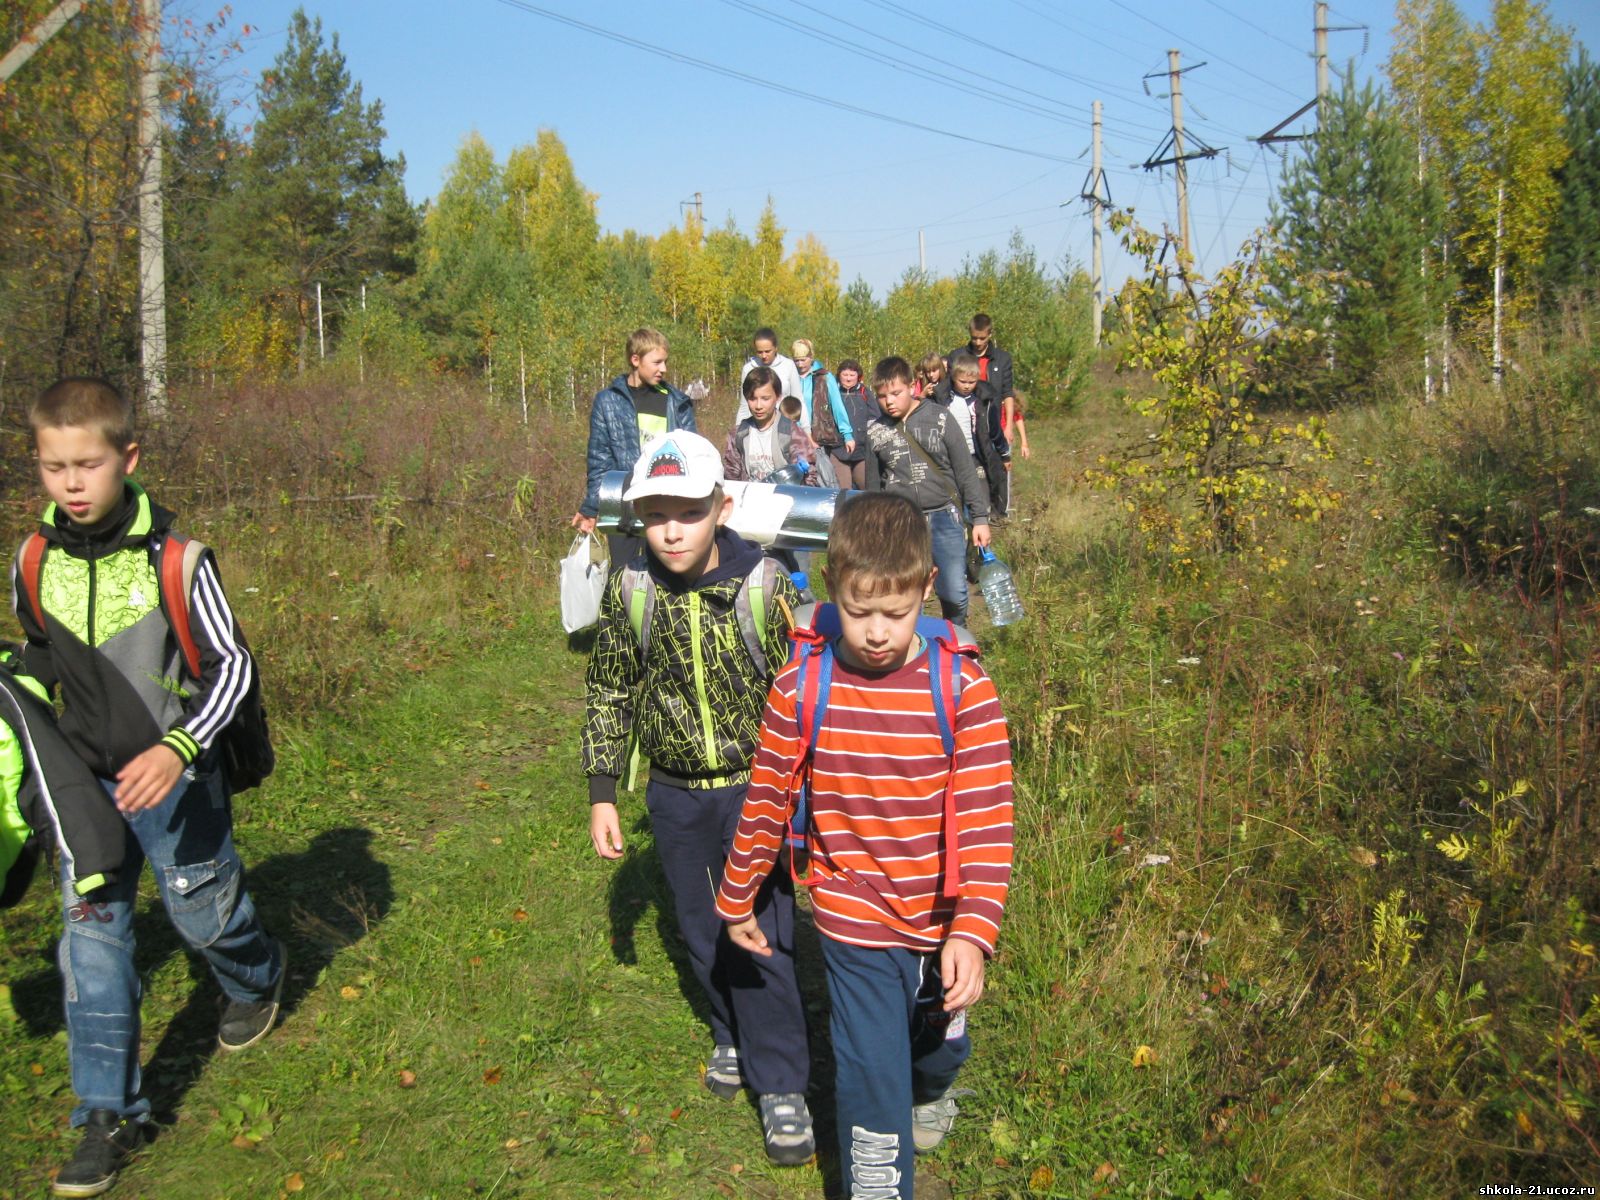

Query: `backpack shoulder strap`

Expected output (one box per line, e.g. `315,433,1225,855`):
15,534,48,633
734,556,787,678
158,533,208,680
920,616,974,900
619,559,656,661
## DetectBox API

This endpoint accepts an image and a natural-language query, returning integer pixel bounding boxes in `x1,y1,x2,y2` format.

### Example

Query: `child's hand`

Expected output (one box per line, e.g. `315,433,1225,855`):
970,523,993,550
571,512,597,535
114,744,185,814
940,938,987,1011
1019,443,1031,460
844,439,856,455
727,916,771,957
590,802,624,859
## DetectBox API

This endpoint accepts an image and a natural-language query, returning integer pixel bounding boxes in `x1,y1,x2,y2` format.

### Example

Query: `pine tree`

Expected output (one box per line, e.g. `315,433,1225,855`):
210,9,417,372
1270,72,1445,403
1539,48,1600,299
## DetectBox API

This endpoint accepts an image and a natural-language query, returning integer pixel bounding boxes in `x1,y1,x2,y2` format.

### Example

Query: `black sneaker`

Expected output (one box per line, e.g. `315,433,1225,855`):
703,1043,742,1099
52,1110,144,1198
218,944,287,1053
758,1092,816,1166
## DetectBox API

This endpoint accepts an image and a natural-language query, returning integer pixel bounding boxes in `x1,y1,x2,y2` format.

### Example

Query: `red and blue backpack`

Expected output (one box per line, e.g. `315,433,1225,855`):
780,603,979,899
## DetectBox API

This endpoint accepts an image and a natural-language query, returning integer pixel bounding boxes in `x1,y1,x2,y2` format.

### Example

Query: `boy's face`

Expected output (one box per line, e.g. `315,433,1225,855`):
876,376,918,421
753,338,778,366
838,367,860,390
969,328,992,354
631,347,668,387
952,370,979,397
36,425,138,527
746,383,778,427
827,571,935,672
639,491,732,580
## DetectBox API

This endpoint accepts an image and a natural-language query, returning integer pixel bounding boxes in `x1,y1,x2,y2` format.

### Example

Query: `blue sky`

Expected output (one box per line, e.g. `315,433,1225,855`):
221,1,1598,298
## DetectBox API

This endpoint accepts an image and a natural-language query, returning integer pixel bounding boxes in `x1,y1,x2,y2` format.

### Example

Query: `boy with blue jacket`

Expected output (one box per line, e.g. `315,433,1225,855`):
571,328,697,567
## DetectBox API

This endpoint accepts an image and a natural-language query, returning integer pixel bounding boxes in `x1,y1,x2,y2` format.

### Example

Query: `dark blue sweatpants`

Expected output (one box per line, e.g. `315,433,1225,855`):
645,779,810,1096
820,936,972,1199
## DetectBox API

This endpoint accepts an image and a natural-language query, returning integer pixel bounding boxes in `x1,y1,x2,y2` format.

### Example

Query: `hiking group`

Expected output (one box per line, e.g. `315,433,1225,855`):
0,314,1023,1199
574,320,1020,1199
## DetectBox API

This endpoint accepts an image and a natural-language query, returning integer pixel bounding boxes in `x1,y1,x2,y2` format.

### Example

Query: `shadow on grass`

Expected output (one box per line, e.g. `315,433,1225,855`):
604,812,843,1197
9,825,391,1125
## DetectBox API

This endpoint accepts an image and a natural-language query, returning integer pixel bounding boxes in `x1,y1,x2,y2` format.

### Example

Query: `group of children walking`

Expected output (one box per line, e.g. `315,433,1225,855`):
4,315,1020,1199
577,322,1019,1198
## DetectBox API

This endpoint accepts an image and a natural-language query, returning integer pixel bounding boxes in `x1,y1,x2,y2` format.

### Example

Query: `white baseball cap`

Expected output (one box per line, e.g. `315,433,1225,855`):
626,430,725,501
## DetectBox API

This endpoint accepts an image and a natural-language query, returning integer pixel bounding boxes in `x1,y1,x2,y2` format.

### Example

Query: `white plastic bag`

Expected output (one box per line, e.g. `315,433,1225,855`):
559,533,607,633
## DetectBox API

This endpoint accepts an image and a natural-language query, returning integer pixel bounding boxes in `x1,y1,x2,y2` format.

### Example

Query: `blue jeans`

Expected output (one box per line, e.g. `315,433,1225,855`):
820,937,972,1199
927,505,969,624
59,767,281,1125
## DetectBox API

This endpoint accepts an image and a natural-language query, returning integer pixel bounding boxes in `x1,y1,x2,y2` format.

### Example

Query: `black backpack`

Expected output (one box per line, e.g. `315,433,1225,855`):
17,531,276,793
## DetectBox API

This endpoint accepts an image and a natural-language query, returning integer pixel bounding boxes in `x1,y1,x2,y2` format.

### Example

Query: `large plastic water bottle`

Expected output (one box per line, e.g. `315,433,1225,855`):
764,460,811,486
976,547,1024,626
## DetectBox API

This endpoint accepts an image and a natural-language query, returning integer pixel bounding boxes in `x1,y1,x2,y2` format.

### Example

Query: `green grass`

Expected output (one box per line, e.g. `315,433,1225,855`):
4,355,1599,1197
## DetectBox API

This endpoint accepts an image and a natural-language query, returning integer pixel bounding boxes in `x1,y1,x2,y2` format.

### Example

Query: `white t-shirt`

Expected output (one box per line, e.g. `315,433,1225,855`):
946,390,978,455
742,423,779,481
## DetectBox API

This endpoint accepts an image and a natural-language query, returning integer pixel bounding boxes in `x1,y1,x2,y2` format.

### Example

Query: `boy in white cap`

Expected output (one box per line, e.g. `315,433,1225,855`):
580,430,815,1165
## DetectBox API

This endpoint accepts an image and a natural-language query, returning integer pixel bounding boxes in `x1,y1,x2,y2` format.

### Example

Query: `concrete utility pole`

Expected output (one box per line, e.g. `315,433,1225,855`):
1168,50,1193,264
1315,1,1330,121
1079,101,1110,346
137,0,168,414
918,229,926,275
0,0,87,83
1142,54,1217,277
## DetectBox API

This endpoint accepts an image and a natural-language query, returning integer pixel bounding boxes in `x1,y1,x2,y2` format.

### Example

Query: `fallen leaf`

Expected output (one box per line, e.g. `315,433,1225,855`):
339,986,361,1000
1132,1044,1157,1068
285,1173,305,1192
1516,1110,1535,1136
512,909,529,922
397,1069,417,1089
504,1137,520,1149
1091,1160,1119,1184
29,1062,44,1076
669,1107,683,1120
1030,1164,1056,1190
1351,846,1378,868
231,1134,256,1150
483,1066,503,1085
728,1162,743,1174
475,779,491,791
470,956,484,967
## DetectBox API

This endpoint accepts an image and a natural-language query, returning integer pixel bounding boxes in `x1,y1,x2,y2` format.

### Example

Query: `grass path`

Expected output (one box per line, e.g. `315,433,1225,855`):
3,611,851,1198
1,415,1151,1199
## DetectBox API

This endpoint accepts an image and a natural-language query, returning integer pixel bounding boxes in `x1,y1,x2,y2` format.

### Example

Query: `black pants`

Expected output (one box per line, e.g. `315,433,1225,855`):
645,778,810,1096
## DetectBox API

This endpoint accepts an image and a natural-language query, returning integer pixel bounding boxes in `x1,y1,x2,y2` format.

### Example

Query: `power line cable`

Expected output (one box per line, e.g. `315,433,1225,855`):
782,0,1120,130
492,0,1080,165
854,0,1152,105
713,0,1090,129
1103,0,1303,102
1194,0,1304,53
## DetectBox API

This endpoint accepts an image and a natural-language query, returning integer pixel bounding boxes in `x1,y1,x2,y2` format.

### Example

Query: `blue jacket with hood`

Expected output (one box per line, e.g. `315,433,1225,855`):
579,376,697,518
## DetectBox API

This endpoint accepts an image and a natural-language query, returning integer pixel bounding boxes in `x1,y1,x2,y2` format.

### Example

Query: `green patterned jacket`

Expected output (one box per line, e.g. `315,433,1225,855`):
582,530,798,804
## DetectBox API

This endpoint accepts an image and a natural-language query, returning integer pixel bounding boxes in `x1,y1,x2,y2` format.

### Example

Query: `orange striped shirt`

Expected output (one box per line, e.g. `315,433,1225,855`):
716,645,1014,955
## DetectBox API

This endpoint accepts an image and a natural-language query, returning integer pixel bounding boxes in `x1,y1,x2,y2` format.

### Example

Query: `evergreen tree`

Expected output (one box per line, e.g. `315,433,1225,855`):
210,9,417,372
1540,48,1600,299
1269,72,1445,404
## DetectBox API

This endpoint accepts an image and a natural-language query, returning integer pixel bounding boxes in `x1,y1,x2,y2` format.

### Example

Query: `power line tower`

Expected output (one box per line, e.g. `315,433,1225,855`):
1254,2,1369,147
1078,101,1111,347
1140,51,1220,273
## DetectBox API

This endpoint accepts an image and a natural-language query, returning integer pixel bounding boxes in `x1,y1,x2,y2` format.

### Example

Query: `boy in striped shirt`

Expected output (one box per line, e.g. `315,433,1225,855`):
717,493,1014,1199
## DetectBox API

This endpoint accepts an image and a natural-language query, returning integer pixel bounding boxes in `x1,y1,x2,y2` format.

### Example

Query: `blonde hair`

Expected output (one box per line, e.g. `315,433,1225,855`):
791,338,814,360
916,351,946,389
626,327,669,360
